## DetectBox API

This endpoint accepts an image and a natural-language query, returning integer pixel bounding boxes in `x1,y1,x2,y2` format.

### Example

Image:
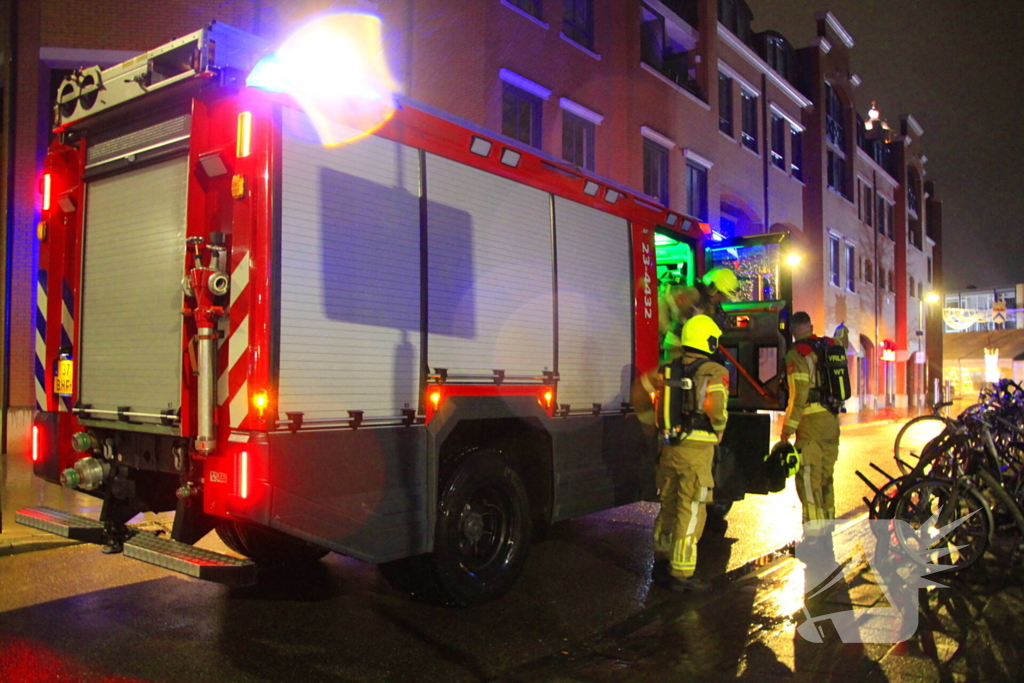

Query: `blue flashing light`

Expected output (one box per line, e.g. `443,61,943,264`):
247,54,286,93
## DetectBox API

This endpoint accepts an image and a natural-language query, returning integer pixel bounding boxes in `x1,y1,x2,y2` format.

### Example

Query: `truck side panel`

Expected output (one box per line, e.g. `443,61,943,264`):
278,108,422,420
266,427,428,563
425,153,554,377
552,196,632,412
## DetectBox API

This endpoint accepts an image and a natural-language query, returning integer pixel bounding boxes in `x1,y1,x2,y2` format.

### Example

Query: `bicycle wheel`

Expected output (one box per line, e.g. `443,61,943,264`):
890,478,992,572
894,415,954,475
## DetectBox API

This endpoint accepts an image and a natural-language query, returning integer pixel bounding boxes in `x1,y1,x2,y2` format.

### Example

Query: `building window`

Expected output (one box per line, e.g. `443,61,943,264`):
790,127,802,180
562,112,595,170
741,90,758,152
827,151,847,196
927,256,933,282
770,114,786,169
910,276,916,297
563,0,594,51
686,162,708,221
764,35,789,80
507,0,542,19
887,203,895,240
845,243,855,292
502,83,542,147
825,83,845,149
865,258,873,285
719,73,733,136
878,263,885,286
863,185,873,226
718,0,752,44
828,234,840,287
640,5,701,98
888,270,895,293
643,138,669,205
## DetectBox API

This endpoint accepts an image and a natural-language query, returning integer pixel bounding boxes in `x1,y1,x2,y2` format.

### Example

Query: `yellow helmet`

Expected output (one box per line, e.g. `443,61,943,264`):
702,267,740,299
680,314,722,354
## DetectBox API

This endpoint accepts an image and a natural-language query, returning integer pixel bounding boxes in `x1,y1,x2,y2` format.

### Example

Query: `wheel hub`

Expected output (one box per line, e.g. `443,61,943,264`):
462,510,486,543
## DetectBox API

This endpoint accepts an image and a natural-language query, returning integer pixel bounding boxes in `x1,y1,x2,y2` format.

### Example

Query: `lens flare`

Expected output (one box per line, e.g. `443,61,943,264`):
248,12,398,147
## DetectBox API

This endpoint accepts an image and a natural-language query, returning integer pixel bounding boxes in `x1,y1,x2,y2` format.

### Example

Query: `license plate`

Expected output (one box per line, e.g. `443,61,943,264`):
55,359,74,396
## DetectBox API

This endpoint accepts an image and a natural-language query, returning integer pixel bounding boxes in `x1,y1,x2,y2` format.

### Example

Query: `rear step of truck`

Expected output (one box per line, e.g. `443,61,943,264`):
123,532,258,586
16,506,258,586
15,506,105,543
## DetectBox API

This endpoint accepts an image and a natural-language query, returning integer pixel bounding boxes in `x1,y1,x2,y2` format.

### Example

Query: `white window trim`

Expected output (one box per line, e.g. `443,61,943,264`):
559,98,604,125
814,11,855,48
683,149,713,169
559,32,601,60
641,126,676,150
716,24,812,109
718,61,760,98
768,103,804,132
827,232,841,287
499,0,550,30
499,68,552,101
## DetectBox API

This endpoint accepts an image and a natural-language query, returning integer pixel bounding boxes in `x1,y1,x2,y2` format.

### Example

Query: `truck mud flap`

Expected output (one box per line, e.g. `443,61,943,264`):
123,532,258,586
16,506,105,543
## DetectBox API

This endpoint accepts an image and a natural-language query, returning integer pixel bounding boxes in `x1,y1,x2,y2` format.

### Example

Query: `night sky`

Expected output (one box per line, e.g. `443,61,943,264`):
744,0,1024,291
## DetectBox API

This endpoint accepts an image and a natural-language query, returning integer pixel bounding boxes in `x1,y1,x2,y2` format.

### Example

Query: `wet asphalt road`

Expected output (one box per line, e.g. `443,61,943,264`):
0,421,905,683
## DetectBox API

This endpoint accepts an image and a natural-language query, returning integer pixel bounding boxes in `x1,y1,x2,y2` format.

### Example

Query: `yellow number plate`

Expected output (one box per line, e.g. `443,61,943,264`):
55,359,74,396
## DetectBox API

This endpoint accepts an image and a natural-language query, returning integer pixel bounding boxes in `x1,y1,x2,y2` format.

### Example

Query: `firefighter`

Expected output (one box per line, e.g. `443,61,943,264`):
780,312,848,527
652,314,730,593
660,266,740,360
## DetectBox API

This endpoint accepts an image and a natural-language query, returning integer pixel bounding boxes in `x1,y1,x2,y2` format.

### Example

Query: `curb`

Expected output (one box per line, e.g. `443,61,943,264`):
0,534,83,557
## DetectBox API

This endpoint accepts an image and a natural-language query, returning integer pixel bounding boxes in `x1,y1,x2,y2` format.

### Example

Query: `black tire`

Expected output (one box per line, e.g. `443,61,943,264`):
217,519,329,567
215,520,249,556
890,478,992,572
380,450,532,606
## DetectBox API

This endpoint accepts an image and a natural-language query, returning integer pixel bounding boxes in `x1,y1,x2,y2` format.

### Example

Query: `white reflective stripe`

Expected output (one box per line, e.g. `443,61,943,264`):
791,372,810,380
801,466,819,521
684,486,708,536
230,252,250,308
229,378,248,429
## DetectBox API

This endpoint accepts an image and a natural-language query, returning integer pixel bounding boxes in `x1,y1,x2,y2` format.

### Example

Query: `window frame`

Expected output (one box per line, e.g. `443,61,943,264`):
686,161,709,221
563,0,594,51
562,110,595,170
502,82,543,148
643,137,670,206
770,113,786,169
741,89,758,152
790,127,802,180
719,73,733,136
828,233,841,287
845,242,856,292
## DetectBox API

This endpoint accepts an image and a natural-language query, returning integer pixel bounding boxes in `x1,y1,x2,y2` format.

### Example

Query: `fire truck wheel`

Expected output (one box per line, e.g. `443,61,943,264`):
215,520,248,556
433,450,532,606
217,520,329,566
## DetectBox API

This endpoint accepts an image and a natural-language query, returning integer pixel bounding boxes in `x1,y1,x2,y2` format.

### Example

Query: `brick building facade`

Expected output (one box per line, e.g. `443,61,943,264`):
0,0,942,442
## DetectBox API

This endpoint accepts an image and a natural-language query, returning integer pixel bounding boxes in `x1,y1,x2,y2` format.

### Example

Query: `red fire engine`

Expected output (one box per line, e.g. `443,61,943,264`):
20,21,791,604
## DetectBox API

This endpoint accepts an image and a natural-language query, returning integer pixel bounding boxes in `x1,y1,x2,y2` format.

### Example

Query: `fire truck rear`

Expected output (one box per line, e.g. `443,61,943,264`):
20,20,790,604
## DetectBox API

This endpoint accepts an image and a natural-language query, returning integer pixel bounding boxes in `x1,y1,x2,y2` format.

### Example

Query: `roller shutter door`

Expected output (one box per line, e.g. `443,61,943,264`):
278,108,422,420
78,157,188,422
554,197,632,411
426,154,553,377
